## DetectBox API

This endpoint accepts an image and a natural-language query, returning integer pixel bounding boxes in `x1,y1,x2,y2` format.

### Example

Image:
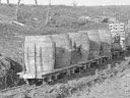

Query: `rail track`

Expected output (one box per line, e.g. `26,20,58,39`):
0,51,128,98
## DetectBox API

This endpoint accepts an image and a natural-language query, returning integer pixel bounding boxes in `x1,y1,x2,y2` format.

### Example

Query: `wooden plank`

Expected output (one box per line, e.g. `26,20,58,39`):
40,47,43,72
34,43,37,78
41,56,107,77
27,46,29,73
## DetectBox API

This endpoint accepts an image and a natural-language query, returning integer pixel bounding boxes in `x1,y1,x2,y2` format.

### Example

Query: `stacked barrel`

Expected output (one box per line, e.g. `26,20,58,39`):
87,30,101,59
20,29,112,79
98,29,112,55
50,34,72,68
68,32,89,64
23,36,55,78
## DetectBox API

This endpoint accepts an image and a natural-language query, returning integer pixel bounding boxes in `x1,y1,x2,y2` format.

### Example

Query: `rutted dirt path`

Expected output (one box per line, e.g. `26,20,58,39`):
1,56,130,98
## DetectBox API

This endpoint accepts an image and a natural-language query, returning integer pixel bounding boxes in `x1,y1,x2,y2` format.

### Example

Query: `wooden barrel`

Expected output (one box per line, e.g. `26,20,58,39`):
68,31,90,64
24,36,55,78
98,29,112,55
51,34,72,68
87,30,101,59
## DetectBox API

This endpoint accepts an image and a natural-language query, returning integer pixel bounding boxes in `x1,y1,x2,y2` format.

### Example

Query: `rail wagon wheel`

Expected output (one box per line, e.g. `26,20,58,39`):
44,75,54,84
34,79,45,86
25,79,36,85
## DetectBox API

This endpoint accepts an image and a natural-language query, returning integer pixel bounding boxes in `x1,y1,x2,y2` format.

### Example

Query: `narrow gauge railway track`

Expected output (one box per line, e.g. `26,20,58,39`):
0,51,125,98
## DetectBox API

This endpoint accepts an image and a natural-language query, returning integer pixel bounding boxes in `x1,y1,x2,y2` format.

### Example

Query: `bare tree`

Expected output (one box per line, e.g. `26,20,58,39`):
45,0,52,26
7,0,10,5
72,1,77,8
49,0,51,6
0,0,1,5
44,11,51,26
34,0,38,5
15,0,21,21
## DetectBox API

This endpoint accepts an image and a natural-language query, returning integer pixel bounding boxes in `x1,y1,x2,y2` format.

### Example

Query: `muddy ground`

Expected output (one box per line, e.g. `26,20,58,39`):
70,67,130,98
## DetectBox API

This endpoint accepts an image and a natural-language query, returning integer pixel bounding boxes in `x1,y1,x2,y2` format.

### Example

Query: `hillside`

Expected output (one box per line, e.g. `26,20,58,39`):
0,4,129,63
0,3,129,91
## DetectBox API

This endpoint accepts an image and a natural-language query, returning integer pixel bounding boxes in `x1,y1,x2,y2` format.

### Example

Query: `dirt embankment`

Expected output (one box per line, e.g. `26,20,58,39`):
69,57,130,98
0,54,22,90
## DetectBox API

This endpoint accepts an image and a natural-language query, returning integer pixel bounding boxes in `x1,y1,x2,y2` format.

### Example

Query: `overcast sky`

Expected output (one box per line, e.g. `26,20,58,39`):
2,0,130,6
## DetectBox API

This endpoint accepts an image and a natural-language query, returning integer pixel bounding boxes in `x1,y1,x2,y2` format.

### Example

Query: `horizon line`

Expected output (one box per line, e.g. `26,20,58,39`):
1,3,130,7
